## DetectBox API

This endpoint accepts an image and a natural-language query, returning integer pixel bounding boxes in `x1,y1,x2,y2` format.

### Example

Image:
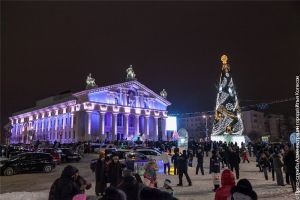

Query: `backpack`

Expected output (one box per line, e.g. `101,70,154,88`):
49,178,61,200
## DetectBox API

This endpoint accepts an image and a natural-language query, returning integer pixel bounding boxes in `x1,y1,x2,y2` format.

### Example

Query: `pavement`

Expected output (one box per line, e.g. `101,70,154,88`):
0,153,296,200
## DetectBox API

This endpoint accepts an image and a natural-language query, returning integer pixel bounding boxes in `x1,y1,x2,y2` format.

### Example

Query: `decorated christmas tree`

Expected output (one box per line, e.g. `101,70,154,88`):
212,55,244,136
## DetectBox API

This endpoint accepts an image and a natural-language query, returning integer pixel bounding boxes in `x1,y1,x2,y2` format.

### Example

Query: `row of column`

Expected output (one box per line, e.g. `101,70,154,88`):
85,111,167,141
12,113,75,143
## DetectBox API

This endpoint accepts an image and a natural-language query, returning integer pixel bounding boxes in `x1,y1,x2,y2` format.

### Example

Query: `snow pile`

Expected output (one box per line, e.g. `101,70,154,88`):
0,190,48,200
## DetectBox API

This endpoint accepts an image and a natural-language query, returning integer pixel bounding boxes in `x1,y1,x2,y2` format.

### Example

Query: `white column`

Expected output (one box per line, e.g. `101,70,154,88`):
99,112,105,140
154,117,159,141
135,115,140,137
86,111,92,141
112,113,118,141
55,116,58,140
124,114,129,140
41,118,44,132
47,117,50,140
62,115,66,142
144,116,150,140
70,113,74,129
161,117,167,141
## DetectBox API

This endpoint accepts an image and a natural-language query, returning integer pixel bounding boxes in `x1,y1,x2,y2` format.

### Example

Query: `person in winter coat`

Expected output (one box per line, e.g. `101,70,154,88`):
74,169,92,194
242,149,249,163
171,152,179,175
49,165,80,200
259,153,269,180
144,159,159,187
177,150,192,186
229,147,240,179
273,151,284,186
214,169,236,200
204,142,211,157
161,151,171,175
209,150,221,191
117,170,145,200
196,147,205,175
108,156,124,187
283,145,296,192
95,152,107,196
188,149,194,167
228,179,257,200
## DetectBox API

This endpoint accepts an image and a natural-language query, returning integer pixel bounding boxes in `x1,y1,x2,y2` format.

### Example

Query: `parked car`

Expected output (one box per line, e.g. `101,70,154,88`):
0,152,56,176
125,152,148,171
136,149,162,159
38,148,61,164
57,148,81,162
94,144,116,153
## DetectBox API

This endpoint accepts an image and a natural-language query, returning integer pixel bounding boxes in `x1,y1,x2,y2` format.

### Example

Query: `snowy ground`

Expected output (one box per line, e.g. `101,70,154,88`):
0,153,295,200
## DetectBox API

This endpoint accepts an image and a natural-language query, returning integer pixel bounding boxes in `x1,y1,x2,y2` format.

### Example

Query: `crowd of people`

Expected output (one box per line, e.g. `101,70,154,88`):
48,140,297,200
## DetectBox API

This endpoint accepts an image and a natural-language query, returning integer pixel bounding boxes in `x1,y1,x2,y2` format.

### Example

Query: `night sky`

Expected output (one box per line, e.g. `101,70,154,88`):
1,2,300,127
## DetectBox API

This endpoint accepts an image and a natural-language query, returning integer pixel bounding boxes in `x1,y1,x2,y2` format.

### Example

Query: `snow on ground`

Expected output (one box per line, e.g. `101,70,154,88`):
0,155,296,200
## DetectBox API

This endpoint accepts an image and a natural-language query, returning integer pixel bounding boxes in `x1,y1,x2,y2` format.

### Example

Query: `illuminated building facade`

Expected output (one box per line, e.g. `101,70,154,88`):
9,76,171,144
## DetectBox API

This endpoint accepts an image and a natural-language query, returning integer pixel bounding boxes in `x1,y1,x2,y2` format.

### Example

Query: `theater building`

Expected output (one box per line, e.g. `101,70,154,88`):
9,67,171,144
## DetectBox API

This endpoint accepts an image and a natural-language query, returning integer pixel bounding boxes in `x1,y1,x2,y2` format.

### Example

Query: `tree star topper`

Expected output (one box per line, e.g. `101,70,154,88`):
221,54,228,65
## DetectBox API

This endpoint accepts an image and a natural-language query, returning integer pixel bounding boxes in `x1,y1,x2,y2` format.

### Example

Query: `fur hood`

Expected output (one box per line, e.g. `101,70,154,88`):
229,186,257,200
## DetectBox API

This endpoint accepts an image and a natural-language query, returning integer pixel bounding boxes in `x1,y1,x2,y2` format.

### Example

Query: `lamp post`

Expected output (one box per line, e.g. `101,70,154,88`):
202,115,208,140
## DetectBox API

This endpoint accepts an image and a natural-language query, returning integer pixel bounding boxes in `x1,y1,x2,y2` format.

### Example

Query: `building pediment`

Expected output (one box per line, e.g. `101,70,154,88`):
73,80,171,110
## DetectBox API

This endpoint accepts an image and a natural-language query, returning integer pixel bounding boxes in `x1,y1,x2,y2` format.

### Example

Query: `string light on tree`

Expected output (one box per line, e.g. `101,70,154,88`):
212,55,244,136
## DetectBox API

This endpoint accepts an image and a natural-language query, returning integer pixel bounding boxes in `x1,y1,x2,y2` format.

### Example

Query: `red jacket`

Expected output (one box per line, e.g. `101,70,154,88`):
215,169,235,200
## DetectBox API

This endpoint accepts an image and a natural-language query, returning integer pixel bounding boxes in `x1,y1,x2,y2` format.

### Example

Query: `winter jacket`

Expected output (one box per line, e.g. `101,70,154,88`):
118,176,145,200
95,159,106,194
210,155,221,173
177,153,188,172
273,154,284,169
144,160,158,182
229,151,240,167
161,152,170,164
259,157,269,168
215,169,235,200
283,150,296,174
196,149,204,163
49,166,80,200
108,161,123,187
171,153,179,167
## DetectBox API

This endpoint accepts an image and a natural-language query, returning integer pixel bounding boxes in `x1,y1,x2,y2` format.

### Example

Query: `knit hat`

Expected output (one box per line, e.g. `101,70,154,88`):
61,165,77,178
164,179,171,187
237,179,252,190
231,179,257,200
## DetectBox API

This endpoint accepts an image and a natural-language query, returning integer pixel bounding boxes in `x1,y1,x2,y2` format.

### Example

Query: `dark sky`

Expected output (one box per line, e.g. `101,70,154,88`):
1,2,300,127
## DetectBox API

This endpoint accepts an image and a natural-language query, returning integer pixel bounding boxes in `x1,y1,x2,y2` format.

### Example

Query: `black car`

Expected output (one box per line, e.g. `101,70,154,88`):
0,152,56,176
57,148,81,162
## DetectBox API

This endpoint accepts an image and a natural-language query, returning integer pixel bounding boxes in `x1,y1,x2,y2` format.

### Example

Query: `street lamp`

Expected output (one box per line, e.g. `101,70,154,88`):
202,115,208,140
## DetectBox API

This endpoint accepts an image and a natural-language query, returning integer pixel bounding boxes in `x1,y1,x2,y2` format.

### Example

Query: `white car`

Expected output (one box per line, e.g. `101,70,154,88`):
136,149,164,173
136,149,162,160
